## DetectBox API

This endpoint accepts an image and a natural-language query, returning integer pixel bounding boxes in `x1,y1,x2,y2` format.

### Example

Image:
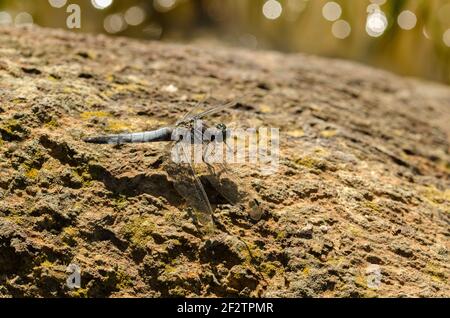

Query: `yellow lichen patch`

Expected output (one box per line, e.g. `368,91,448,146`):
106,119,133,133
437,160,450,174
294,156,323,170
313,147,328,156
163,210,179,223
116,271,133,290
120,217,156,248
162,262,201,282
260,262,281,277
80,111,111,120
63,226,78,237
25,168,39,180
302,267,310,276
105,74,115,82
259,104,273,114
69,288,89,298
364,200,381,213
104,83,144,98
286,129,304,137
113,195,128,210
327,256,346,267
163,264,178,275
423,186,450,203
349,225,363,237
276,230,286,240
145,118,169,129
47,75,59,82
40,260,55,269
41,158,62,176
84,95,105,107
245,241,263,262
424,262,447,283
11,98,26,104
419,186,450,213
191,93,207,101
62,226,79,246
320,129,338,138
0,119,20,135
354,274,367,288
363,290,379,298
44,118,59,129
63,86,75,94
4,215,26,225
70,169,84,185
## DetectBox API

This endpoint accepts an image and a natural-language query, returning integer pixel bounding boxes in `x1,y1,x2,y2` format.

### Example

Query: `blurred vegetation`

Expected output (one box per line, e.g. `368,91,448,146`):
0,0,449,84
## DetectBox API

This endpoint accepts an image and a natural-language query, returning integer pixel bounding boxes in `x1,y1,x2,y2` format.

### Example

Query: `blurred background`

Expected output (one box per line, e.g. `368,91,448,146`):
0,0,449,84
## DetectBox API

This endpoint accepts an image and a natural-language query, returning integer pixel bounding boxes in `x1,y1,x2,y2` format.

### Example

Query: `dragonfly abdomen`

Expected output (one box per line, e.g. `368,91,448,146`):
83,127,173,144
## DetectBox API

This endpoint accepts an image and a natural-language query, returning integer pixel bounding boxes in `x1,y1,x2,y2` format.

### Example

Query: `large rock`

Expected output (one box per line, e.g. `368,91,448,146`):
0,26,449,297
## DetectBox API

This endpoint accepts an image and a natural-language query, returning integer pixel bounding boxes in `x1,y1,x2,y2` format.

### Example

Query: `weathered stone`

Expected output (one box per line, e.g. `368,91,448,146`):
0,26,448,297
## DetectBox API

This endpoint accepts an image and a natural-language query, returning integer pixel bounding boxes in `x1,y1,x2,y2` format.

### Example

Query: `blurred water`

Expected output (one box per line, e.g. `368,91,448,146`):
0,0,449,84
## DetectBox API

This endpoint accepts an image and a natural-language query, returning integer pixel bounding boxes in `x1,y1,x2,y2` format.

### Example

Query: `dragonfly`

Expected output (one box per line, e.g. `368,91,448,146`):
83,95,263,234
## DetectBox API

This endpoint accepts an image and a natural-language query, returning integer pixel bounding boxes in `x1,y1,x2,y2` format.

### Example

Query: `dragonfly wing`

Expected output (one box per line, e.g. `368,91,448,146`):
194,127,264,221
205,158,263,221
193,93,251,120
163,140,215,233
176,92,211,125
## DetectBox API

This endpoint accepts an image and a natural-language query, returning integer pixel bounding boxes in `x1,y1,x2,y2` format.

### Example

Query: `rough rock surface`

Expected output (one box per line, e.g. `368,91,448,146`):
0,26,449,297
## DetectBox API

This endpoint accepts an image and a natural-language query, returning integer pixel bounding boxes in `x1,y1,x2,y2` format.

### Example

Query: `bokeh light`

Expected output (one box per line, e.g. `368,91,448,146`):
104,13,126,34
332,20,351,39
14,12,33,26
154,0,177,13
444,29,450,48
0,0,448,84
125,6,146,26
48,0,67,9
322,2,342,22
92,0,113,10
366,8,388,37
0,11,12,26
262,0,283,20
398,10,417,30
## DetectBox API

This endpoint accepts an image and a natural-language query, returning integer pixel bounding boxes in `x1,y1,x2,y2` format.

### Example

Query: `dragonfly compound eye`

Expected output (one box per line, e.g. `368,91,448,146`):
216,123,227,130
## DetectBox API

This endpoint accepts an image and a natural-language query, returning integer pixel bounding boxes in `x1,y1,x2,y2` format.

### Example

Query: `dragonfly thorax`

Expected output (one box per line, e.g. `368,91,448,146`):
173,120,228,144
